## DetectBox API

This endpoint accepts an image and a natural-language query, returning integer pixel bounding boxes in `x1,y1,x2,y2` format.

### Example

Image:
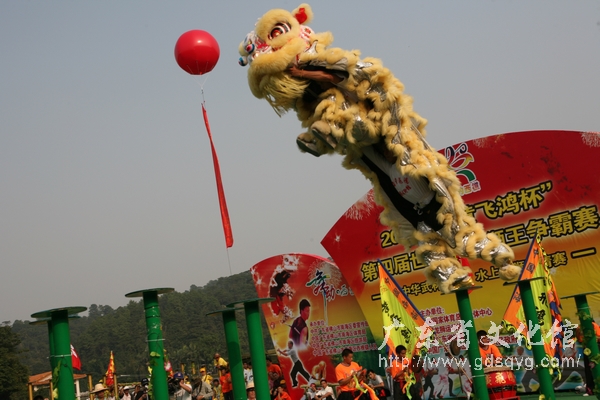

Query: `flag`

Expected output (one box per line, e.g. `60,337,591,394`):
379,262,430,362
71,344,82,371
164,348,174,377
502,234,563,361
105,351,115,387
202,104,233,248
379,262,432,398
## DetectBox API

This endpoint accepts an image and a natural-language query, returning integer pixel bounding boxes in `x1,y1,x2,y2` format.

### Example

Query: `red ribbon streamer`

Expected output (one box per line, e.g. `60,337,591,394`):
202,104,233,248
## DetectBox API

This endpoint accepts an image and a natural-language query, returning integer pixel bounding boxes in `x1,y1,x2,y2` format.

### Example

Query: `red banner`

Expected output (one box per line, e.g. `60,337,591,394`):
250,254,382,398
202,104,233,248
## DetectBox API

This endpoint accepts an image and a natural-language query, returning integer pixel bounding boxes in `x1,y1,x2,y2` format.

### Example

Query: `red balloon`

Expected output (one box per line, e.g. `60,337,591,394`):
174,30,220,75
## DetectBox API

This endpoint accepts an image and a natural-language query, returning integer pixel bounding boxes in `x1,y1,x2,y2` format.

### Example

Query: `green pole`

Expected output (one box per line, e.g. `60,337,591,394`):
31,307,86,400
572,293,600,399
142,290,169,400
455,288,489,400
126,288,174,400
243,300,270,400
51,309,76,400
518,279,555,400
47,319,57,370
222,308,246,400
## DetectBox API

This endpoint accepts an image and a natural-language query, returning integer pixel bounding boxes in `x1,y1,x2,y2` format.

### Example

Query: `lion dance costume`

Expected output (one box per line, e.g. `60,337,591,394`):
238,4,521,293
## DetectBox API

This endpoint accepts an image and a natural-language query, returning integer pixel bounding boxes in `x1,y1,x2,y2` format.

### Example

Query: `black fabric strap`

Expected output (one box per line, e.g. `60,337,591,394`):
360,155,443,231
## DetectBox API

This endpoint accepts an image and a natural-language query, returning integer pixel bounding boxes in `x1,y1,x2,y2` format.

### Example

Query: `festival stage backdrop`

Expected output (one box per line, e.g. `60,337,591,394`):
321,130,600,355
250,254,382,398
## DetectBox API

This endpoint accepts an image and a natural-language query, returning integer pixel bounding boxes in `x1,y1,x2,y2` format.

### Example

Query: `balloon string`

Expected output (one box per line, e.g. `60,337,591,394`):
226,247,233,276
194,76,209,105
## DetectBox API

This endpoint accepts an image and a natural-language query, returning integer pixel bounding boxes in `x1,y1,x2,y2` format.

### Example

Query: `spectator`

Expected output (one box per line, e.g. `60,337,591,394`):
200,367,213,386
367,370,388,400
335,348,366,400
220,365,233,400
246,382,257,400
132,384,145,400
91,384,109,400
212,378,223,400
214,353,229,377
173,371,193,400
266,357,283,388
192,374,213,400
119,386,132,400
315,379,335,400
276,384,292,400
106,385,117,400
271,379,285,400
305,382,318,399
243,361,254,386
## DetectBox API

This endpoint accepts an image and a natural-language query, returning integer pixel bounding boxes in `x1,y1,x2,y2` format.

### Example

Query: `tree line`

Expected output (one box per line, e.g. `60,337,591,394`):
7,271,274,392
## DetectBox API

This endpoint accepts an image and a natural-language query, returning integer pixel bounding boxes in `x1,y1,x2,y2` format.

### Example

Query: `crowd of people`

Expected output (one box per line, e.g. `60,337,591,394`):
81,324,600,400
83,350,321,400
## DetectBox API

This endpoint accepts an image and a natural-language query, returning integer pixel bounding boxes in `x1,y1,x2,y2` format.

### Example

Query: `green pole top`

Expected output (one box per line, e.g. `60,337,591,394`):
30,306,87,319
225,297,274,309
125,287,174,298
29,315,81,325
561,291,600,300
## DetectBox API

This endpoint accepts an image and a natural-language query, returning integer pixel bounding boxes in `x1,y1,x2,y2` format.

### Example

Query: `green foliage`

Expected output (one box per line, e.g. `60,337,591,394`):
14,271,274,387
0,325,29,400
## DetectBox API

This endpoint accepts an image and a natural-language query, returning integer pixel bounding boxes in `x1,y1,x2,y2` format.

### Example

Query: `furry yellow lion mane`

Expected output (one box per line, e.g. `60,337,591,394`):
239,4,521,294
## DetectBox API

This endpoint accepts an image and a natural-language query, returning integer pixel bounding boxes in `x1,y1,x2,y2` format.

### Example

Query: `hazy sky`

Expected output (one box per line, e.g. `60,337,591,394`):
1,1,599,323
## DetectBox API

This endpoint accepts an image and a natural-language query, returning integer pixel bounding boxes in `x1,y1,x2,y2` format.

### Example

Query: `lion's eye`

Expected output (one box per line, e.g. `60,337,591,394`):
269,22,291,40
245,43,255,53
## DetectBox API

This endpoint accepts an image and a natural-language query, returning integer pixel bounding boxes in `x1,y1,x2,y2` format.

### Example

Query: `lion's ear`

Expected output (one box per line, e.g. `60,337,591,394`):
292,4,313,24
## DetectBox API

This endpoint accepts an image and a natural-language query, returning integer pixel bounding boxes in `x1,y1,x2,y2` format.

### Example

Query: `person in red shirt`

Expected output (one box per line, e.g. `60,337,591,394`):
477,330,503,367
335,348,367,400
220,365,233,400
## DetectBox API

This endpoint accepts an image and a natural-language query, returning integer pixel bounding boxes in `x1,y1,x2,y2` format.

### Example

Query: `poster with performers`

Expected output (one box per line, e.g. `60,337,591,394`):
250,253,382,398
321,130,600,393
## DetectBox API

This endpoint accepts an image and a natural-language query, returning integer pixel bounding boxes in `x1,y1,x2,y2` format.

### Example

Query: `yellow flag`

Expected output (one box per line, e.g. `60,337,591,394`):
379,263,429,359
502,234,563,361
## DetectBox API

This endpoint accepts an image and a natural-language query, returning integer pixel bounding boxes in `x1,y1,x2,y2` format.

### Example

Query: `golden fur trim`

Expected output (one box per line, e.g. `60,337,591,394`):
241,4,520,285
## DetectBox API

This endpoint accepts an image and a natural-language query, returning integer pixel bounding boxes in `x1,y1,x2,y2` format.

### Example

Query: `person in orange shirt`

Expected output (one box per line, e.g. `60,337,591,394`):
387,345,413,400
276,384,292,400
219,365,233,400
477,330,502,368
335,348,367,400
